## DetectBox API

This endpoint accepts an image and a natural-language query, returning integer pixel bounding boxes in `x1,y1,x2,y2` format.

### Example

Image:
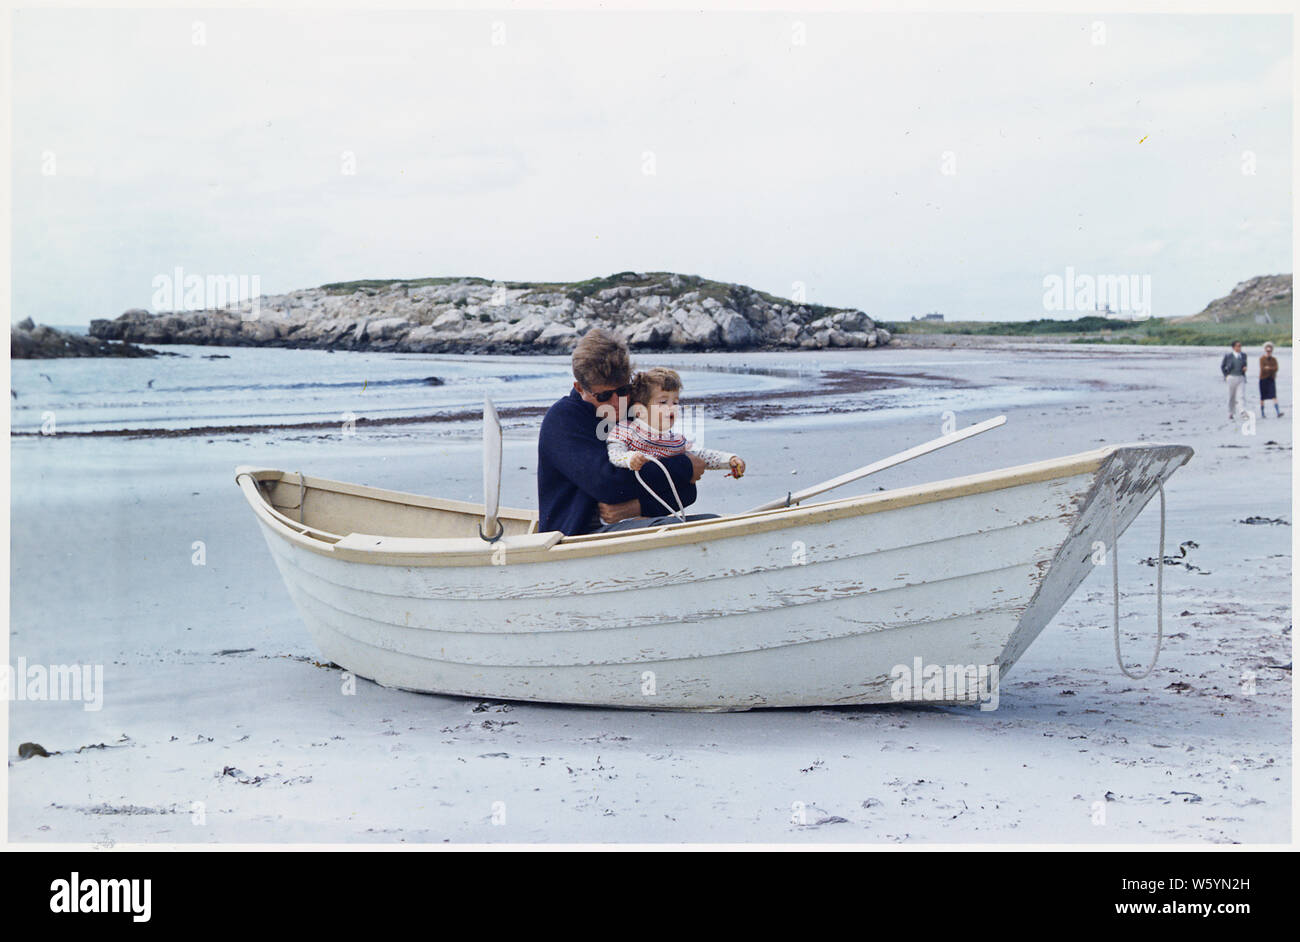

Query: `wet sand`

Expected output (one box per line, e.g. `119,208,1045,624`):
7,343,1291,844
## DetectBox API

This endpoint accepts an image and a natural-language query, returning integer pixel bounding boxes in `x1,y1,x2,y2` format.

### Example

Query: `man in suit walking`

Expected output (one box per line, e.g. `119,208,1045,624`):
1221,340,1248,421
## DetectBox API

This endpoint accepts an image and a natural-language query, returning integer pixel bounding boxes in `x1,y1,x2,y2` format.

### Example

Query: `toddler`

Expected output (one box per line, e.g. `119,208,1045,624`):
607,367,746,480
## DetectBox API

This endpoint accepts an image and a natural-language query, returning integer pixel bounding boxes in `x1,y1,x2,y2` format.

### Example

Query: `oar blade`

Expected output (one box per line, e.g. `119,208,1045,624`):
482,396,503,539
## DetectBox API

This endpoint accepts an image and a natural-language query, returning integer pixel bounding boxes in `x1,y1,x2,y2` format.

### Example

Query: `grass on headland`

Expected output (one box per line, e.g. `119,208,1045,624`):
888,315,1135,336
314,276,1290,347
319,271,840,315
319,277,494,295
884,316,1291,347
1076,319,1291,347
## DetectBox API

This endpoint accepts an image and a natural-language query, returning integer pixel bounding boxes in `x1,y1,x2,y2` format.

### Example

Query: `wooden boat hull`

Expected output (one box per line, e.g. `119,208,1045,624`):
235,443,1191,710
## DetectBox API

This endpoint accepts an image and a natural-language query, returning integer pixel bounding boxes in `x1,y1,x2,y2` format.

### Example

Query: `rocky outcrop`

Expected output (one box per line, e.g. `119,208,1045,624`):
11,318,162,358
88,272,892,353
1173,274,1292,325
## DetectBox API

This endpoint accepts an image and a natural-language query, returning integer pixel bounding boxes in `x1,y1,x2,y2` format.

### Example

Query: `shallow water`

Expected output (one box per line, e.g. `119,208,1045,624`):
9,347,799,434
8,345,1117,436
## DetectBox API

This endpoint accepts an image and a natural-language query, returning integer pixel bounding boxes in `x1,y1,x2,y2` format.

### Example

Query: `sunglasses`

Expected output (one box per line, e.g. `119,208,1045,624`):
588,384,633,403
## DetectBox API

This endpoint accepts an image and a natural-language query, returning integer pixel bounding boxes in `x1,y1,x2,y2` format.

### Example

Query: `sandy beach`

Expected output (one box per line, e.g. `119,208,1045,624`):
7,341,1291,844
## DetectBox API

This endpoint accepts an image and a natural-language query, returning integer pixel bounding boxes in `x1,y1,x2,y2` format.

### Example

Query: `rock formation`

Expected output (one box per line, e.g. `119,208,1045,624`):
1172,274,1292,326
88,272,892,353
11,318,162,359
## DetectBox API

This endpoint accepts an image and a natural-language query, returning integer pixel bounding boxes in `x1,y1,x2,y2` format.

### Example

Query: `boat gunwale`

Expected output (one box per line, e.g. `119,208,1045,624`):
238,467,539,523
235,443,1191,566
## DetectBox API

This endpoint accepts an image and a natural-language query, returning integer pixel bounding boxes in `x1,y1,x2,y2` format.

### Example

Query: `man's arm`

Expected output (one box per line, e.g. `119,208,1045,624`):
599,453,705,522
541,410,646,505
632,453,698,516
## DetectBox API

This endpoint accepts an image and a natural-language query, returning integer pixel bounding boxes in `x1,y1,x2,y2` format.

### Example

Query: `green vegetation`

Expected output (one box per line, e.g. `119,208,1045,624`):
1172,274,1291,328
750,289,834,318
312,272,1291,349
318,271,844,314
319,276,493,296
1175,296,1293,329
1071,319,1290,347
410,269,832,310
883,315,1290,347
887,315,1138,336
551,271,837,314
551,271,712,302
558,272,654,301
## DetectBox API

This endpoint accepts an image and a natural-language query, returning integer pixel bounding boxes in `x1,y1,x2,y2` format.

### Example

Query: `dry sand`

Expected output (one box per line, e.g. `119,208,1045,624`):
7,342,1292,844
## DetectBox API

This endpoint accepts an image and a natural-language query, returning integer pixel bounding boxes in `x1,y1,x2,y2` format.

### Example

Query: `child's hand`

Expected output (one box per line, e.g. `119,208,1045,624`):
728,456,746,479
629,452,648,471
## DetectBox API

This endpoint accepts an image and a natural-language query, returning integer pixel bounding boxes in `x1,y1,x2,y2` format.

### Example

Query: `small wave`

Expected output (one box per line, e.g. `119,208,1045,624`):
154,376,448,395
137,372,561,395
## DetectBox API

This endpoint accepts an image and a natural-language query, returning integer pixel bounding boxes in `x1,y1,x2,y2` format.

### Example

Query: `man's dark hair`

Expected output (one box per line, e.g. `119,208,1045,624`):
572,328,631,390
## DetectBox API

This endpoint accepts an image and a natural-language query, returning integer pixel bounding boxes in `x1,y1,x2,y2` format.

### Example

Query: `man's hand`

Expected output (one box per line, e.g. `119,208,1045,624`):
628,452,648,471
688,452,707,483
597,497,641,524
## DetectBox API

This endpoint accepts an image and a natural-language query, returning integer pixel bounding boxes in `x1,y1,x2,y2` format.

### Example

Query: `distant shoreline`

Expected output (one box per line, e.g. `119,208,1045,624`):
9,363,975,440
24,270,1293,354
888,331,1292,350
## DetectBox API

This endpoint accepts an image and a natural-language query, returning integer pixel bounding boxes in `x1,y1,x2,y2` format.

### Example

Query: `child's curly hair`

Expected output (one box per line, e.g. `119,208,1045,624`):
629,367,682,407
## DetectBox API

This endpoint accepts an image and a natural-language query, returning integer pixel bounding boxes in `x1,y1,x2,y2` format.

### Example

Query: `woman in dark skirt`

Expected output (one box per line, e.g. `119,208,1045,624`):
1259,342,1282,417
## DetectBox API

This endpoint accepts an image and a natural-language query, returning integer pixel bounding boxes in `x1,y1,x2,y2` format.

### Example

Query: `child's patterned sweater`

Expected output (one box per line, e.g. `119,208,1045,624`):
607,417,736,470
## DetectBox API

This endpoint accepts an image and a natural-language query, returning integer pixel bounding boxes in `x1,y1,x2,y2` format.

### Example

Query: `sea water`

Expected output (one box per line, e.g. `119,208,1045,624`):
8,346,1085,436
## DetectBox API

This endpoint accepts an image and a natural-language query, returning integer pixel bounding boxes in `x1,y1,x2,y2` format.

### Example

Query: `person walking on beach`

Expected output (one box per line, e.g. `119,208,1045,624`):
536,328,707,535
1258,342,1283,418
1221,341,1248,421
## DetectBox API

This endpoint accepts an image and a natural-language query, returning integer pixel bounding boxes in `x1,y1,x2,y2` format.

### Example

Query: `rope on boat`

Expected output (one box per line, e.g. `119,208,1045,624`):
297,471,306,524
1108,473,1165,680
634,456,687,523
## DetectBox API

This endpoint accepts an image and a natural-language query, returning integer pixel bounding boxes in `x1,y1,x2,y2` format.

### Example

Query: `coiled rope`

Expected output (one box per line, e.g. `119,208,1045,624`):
1109,473,1165,680
634,455,687,523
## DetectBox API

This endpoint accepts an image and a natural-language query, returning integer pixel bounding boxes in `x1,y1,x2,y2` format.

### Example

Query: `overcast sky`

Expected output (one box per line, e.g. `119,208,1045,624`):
12,8,1292,325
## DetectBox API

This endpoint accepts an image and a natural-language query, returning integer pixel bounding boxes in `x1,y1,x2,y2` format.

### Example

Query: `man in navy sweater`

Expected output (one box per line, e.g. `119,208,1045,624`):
538,328,705,535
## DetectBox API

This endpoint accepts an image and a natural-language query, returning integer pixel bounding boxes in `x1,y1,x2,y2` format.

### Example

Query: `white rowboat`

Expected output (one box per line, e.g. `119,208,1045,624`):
235,442,1191,711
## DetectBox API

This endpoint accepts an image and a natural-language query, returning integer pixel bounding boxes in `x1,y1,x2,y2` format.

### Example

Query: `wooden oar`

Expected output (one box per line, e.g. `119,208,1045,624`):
480,396,504,541
746,415,1007,513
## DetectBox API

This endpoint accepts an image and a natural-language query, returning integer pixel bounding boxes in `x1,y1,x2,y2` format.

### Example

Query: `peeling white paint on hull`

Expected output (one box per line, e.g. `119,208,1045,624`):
236,443,1192,710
